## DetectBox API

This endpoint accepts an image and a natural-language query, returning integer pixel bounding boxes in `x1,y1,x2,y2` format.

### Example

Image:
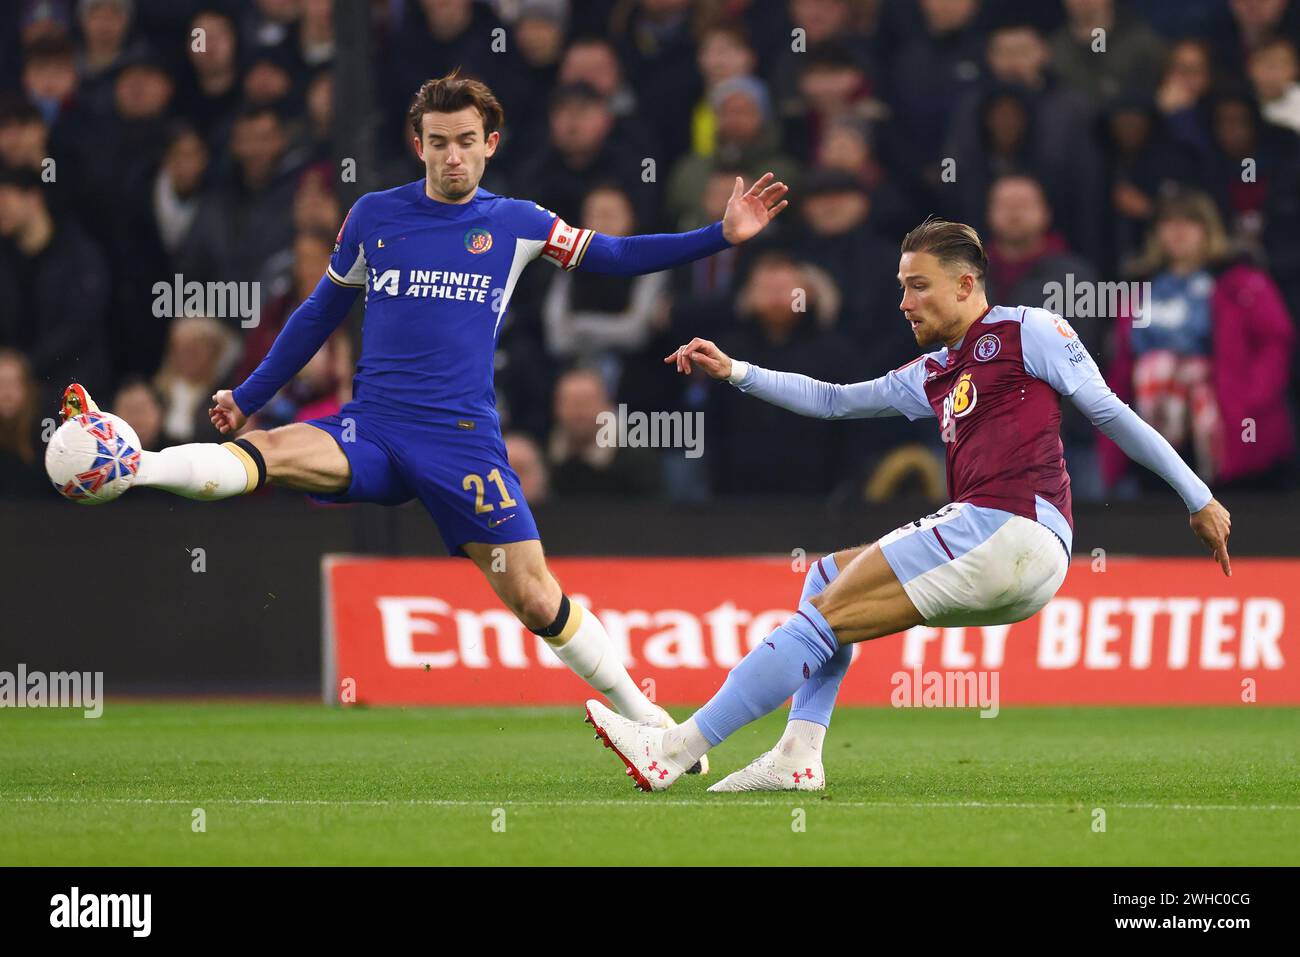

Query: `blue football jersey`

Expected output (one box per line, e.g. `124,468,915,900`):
327,180,595,422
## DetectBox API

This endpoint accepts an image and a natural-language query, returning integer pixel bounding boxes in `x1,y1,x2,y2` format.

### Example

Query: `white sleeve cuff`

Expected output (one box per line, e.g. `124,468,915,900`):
727,360,749,385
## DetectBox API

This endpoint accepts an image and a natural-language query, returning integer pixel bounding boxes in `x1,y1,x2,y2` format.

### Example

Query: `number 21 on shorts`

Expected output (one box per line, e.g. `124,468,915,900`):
462,469,518,513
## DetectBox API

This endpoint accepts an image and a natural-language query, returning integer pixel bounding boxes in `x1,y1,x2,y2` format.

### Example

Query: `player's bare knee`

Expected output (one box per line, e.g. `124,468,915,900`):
239,429,290,480
808,588,848,632
507,576,562,631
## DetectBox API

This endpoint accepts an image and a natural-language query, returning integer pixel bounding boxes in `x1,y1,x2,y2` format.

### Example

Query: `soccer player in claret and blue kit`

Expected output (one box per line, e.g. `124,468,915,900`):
585,218,1235,793
58,70,789,765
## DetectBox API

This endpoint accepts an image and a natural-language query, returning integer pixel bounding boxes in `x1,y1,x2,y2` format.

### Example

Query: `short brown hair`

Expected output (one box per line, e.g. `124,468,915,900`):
407,68,505,138
900,217,987,285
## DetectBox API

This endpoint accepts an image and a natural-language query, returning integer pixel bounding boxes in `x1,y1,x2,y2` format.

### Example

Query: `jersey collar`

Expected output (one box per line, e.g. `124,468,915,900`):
947,304,995,357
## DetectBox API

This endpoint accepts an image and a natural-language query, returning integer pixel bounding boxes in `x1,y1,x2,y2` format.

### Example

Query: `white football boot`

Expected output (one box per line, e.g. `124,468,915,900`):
586,700,688,792
707,750,826,792
652,705,709,776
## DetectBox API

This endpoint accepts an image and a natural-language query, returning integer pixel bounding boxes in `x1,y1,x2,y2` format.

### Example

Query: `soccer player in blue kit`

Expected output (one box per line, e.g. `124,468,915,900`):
60,71,788,757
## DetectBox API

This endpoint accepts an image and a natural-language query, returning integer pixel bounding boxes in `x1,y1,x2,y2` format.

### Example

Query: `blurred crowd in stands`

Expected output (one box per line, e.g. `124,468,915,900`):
1,0,1297,507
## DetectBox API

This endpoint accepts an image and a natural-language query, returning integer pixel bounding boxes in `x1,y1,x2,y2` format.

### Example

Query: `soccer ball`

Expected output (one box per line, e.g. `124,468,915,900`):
45,411,142,504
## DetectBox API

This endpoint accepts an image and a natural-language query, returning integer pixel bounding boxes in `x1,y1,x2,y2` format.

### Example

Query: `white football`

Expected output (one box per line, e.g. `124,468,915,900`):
45,411,142,504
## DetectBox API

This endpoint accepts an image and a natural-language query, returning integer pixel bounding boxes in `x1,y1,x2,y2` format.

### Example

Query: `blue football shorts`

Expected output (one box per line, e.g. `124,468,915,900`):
304,404,539,558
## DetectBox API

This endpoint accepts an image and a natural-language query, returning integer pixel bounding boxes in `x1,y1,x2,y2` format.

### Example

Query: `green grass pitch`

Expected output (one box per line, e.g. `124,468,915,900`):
2,703,1297,865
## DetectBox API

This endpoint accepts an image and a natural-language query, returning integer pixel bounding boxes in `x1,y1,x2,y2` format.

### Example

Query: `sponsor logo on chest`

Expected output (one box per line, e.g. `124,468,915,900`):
939,371,977,430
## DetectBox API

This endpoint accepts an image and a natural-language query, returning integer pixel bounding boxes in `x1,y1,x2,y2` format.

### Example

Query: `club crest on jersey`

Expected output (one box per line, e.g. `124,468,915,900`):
941,371,977,429
464,228,493,254
974,333,1001,361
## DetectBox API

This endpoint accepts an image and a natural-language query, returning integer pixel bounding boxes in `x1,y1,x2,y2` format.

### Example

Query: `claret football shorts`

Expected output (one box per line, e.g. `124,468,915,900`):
878,502,1069,627
304,404,539,557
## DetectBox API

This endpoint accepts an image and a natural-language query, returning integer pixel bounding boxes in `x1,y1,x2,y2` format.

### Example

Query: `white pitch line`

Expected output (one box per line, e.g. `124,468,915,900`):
2,796,1298,811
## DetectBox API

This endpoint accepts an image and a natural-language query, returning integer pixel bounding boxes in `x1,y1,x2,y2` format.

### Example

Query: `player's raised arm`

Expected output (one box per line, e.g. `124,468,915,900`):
532,174,787,277
1019,308,1232,576
212,204,369,433
211,273,359,434
664,337,935,422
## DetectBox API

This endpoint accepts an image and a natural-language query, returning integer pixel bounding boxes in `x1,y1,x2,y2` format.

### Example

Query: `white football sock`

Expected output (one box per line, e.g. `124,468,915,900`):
777,719,827,762
134,443,257,500
662,718,712,767
544,603,659,723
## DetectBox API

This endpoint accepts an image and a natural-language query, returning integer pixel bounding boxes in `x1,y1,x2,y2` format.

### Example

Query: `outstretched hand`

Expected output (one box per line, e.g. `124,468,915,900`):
209,389,247,436
1189,498,1232,577
664,338,733,379
721,172,789,244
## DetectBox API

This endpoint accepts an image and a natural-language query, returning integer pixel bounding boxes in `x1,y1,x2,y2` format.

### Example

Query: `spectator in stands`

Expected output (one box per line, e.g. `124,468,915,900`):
766,0,875,118
814,114,912,237
91,55,181,379
243,47,298,112
302,67,332,165
154,315,241,445
558,35,637,123
609,0,699,172
236,228,334,386
691,21,758,157
1214,0,1300,75
18,0,73,49
177,102,300,285
542,184,670,398
21,34,79,128
102,51,176,191
299,0,335,68
556,34,656,172
946,22,1104,261
382,0,519,148
0,96,48,171
503,0,567,163
884,0,985,193
659,167,745,346
110,376,165,451
1100,93,1206,273
711,251,866,496
1157,38,1218,159
77,0,139,118
667,75,797,230
1104,190,1296,492
505,432,550,505
1048,0,1166,107
548,367,663,500
985,174,1105,498
153,122,210,259
786,167,903,354
1202,90,1300,264
515,82,652,228
290,331,351,424
179,8,241,149
19,34,88,201
0,347,48,496
1247,36,1300,134
244,0,301,56
290,164,341,240
787,41,884,165
0,164,111,412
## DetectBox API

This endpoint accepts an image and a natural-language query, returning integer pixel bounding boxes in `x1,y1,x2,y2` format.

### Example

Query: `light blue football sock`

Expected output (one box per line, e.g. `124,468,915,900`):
790,555,853,728
693,600,841,746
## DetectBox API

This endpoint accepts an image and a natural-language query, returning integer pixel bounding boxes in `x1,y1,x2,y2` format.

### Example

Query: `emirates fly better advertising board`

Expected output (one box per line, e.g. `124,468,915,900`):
322,556,1298,707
